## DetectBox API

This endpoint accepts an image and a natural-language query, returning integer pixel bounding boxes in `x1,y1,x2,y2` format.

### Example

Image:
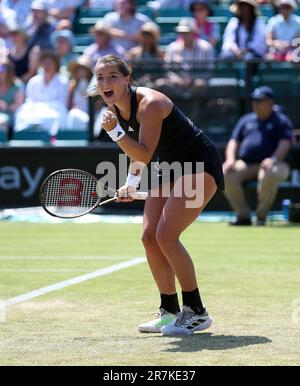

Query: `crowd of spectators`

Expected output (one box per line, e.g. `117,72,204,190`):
0,0,299,138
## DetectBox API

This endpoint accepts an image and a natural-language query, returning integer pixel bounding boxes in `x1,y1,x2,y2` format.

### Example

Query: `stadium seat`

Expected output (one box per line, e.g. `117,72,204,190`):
56,129,89,141
75,17,98,34
0,131,8,144
259,5,275,18
155,16,229,34
212,5,232,17
77,7,110,18
253,62,300,97
156,9,191,18
12,127,51,142
75,34,94,46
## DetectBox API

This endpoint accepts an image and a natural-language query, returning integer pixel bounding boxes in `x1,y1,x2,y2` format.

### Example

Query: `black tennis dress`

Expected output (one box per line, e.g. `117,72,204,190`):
114,86,225,191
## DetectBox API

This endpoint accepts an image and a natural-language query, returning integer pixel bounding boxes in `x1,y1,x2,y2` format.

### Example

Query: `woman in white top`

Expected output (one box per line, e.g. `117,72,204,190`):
221,0,266,60
14,51,68,136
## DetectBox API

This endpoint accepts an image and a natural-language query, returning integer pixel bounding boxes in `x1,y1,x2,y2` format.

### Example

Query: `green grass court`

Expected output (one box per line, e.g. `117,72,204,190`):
0,222,299,366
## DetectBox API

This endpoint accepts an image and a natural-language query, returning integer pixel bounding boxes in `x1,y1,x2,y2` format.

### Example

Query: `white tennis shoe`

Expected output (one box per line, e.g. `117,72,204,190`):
138,308,176,333
161,305,213,336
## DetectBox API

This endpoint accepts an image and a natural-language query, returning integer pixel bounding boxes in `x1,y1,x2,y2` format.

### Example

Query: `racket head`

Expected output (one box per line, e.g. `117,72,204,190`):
40,169,106,219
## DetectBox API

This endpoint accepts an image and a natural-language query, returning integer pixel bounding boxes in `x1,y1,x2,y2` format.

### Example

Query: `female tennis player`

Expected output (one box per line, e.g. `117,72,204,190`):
95,54,224,336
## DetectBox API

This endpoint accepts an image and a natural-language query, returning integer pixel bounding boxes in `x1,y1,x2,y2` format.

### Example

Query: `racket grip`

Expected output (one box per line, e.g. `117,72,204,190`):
99,191,148,207
131,191,148,200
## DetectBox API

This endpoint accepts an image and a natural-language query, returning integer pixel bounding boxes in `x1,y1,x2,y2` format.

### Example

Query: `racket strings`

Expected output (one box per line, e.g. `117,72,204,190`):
42,171,99,217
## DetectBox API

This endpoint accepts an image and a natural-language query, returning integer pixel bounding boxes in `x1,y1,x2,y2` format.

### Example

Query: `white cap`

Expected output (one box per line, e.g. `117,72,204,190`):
276,0,298,9
31,0,48,11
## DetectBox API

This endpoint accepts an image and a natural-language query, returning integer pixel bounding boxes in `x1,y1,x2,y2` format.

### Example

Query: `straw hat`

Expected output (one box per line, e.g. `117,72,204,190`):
175,18,197,33
275,0,298,9
90,21,111,35
140,22,160,41
68,55,93,76
8,24,30,38
230,0,260,16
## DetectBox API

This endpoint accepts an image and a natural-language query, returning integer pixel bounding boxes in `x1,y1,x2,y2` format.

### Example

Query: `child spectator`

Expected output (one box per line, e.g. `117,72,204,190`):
221,0,266,60
83,21,125,66
0,59,24,136
103,0,151,51
266,0,300,61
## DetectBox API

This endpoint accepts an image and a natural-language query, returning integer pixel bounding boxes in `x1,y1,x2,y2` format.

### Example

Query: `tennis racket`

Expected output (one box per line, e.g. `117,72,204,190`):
40,169,148,219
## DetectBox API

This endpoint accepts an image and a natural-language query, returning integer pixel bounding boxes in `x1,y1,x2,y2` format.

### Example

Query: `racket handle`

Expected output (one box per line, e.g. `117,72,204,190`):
131,191,148,200
99,191,148,207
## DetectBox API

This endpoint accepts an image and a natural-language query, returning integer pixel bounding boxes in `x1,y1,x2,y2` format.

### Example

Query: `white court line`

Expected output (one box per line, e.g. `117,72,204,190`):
0,256,134,261
0,269,94,273
5,257,146,306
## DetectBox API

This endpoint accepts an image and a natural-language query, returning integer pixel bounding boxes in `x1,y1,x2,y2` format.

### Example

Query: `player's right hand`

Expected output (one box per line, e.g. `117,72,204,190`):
102,110,118,132
115,185,136,203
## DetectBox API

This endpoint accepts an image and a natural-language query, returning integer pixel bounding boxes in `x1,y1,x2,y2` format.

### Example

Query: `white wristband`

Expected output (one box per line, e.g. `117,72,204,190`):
125,173,141,188
107,124,125,142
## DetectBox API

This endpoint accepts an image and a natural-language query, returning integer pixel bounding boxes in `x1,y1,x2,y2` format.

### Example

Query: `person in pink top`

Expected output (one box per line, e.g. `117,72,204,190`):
190,0,221,50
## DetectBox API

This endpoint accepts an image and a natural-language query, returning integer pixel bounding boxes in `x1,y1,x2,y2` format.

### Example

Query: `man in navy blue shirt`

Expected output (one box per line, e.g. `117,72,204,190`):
223,86,293,225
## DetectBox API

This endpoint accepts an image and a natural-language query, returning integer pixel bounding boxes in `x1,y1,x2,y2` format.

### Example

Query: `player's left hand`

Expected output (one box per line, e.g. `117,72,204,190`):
101,110,118,132
260,158,275,171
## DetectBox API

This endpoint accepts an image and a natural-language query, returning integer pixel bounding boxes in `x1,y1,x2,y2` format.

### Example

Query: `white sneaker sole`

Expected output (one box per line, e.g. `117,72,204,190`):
162,317,213,336
138,326,162,333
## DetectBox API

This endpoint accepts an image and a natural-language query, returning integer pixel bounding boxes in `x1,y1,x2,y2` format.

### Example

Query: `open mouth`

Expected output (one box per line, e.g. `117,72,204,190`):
104,90,114,98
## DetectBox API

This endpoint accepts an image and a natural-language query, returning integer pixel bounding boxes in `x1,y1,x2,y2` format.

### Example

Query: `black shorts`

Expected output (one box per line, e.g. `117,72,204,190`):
155,141,225,191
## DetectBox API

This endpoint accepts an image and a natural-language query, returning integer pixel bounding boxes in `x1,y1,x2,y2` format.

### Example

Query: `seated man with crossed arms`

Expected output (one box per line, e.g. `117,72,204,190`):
223,86,293,226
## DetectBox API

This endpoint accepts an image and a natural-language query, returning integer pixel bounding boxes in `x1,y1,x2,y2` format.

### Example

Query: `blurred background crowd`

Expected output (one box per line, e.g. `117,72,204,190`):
0,0,300,141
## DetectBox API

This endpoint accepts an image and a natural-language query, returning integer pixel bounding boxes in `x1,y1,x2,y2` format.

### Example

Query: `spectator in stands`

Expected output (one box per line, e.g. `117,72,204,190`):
103,0,152,51
0,59,24,136
84,21,125,66
266,0,300,61
126,22,163,61
126,22,164,88
3,0,32,29
88,0,115,9
26,1,55,50
8,25,40,83
223,86,293,226
14,51,68,135
155,18,214,97
147,0,192,13
51,29,78,76
165,18,214,65
190,0,221,49
66,55,93,130
45,0,85,23
221,0,266,60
